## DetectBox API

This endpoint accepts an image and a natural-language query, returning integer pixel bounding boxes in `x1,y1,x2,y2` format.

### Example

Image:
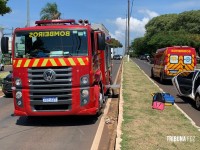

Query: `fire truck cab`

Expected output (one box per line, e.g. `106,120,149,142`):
1,19,113,116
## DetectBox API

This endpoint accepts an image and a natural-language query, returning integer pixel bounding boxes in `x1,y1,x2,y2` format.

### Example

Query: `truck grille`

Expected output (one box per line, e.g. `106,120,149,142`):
28,67,72,111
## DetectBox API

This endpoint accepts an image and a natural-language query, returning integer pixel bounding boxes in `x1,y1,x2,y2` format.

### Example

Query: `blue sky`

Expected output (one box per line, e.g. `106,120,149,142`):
1,0,200,54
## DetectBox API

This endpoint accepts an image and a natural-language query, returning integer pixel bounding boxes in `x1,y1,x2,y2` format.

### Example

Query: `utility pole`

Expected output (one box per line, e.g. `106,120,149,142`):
11,27,14,35
0,27,3,53
127,0,130,62
27,0,30,27
125,14,127,56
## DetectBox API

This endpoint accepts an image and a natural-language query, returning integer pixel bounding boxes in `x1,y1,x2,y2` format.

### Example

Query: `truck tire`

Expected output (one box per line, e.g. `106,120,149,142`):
150,68,154,78
100,82,106,103
160,73,164,83
107,88,114,98
4,93,12,98
1,66,4,71
195,94,200,110
96,83,105,116
106,79,114,98
97,93,103,116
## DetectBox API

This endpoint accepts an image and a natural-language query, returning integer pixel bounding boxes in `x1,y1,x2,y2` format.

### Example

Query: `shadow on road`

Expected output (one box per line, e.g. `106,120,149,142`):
111,94,119,98
16,115,99,127
176,95,197,110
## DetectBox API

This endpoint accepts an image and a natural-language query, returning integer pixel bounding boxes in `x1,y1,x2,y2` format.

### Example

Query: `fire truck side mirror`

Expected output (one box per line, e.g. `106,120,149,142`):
97,33,106,50
1,37,9,54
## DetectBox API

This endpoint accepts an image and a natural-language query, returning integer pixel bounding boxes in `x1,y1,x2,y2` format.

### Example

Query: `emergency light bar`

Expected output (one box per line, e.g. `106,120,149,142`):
35,19,76,26
173,46,189,48
78,19,90,25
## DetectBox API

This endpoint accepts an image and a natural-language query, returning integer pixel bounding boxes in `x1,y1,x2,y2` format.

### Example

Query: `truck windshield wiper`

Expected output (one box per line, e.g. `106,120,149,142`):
63,53,72,57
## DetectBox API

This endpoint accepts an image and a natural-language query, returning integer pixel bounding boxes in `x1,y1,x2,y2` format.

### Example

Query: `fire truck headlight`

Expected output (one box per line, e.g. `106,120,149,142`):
17,100,22,106
82,99,88,105
15,78,22,86
81,89,89,97
81,76,89,85
16,91,22,99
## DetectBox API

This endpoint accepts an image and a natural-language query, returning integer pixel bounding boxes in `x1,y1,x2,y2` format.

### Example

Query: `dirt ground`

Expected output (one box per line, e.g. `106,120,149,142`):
0,90,4,97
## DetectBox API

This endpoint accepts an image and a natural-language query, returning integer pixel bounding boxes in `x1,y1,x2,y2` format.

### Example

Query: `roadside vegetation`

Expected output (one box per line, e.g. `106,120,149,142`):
0,72,9,89
121,59,200,150
130,10,200,57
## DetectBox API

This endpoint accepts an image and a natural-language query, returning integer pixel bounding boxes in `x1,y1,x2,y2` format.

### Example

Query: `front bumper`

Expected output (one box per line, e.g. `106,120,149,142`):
14,86,100,116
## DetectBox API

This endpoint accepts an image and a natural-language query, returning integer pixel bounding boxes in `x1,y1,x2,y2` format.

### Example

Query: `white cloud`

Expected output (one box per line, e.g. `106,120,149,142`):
110,9,159,45
138,9,159,19
30,20,35,26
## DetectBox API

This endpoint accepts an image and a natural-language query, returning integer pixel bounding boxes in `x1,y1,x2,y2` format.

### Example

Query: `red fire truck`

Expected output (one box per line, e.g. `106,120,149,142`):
1,19,113,116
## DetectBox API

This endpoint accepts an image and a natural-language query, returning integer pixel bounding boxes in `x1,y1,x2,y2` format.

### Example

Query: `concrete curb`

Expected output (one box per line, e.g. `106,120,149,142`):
115,60,124,150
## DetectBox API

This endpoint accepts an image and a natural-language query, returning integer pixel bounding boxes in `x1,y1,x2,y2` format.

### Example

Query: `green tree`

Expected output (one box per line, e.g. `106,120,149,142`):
131,37,146,56
107,38,123,48
40,2,61,20
175,10,200,34
145,10,200,38
0,0,11,16
145,14,178,38
132,10,200,56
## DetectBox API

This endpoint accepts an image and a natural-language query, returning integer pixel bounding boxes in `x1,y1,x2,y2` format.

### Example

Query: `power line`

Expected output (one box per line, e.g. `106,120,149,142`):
130,0,134,17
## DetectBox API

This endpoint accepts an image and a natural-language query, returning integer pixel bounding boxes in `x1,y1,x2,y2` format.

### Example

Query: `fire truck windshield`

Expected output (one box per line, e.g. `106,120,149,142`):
14,30,88,58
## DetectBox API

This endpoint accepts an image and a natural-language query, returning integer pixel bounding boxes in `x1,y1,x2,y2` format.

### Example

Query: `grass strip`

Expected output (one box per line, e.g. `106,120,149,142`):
121,59,200,150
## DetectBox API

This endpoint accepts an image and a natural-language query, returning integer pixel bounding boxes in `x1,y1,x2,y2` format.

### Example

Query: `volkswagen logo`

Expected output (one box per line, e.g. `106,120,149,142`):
43,69,56,82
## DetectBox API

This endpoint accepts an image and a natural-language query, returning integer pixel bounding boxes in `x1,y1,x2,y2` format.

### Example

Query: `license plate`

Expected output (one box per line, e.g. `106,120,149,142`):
43,97,58,103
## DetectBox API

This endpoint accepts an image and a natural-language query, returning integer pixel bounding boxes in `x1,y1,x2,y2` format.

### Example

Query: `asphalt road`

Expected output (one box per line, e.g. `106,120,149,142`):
132,58,200,127
0,60,121,150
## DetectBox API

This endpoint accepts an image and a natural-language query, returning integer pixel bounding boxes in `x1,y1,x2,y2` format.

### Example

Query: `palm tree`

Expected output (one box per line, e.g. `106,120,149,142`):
40,2,61,20
0,0,12,16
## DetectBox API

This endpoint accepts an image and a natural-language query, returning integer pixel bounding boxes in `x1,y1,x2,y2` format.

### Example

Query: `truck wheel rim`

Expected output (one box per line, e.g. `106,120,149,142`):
99,93,103,106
